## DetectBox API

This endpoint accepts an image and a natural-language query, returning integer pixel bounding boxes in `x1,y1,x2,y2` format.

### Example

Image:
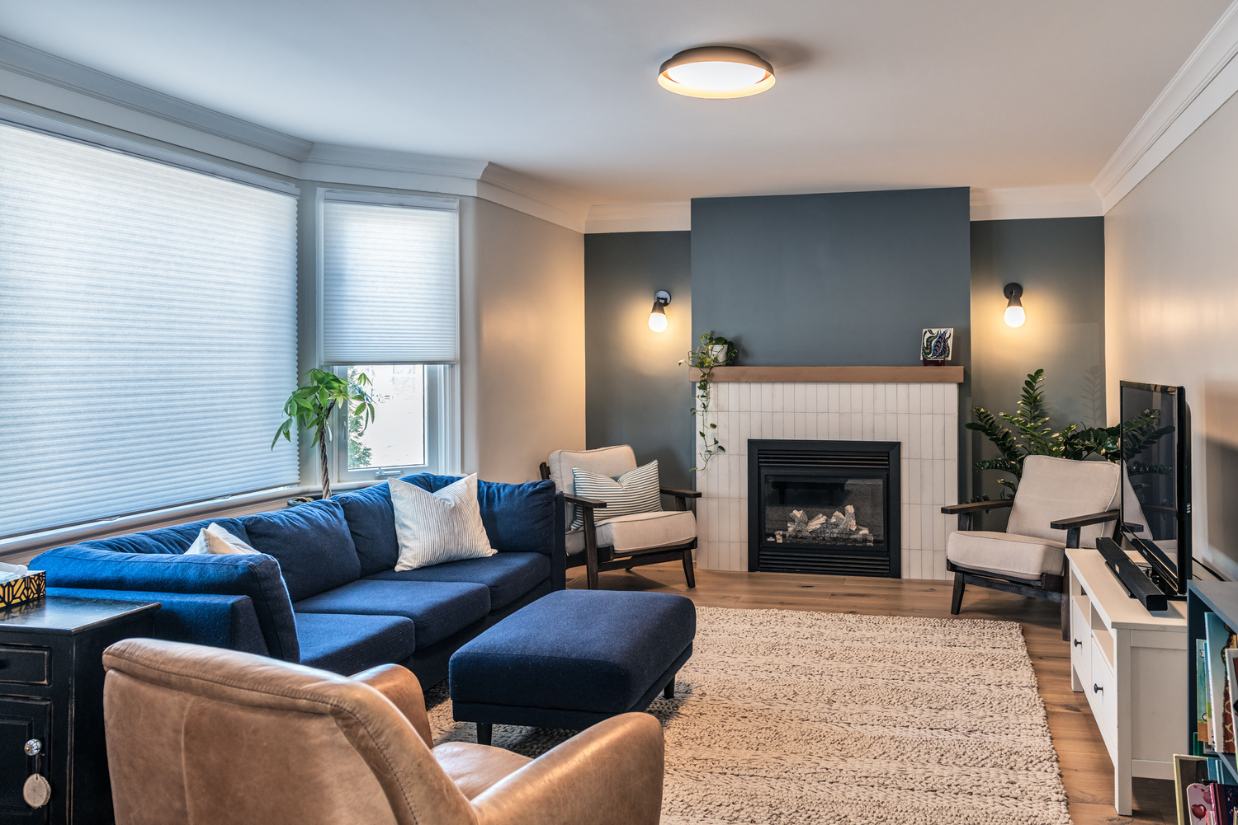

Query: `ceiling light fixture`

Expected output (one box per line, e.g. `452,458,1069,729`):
658,46,775,99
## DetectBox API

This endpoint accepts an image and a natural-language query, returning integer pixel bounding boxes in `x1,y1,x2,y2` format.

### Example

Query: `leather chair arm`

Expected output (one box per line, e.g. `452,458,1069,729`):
471,713,664,825
352,664,433,748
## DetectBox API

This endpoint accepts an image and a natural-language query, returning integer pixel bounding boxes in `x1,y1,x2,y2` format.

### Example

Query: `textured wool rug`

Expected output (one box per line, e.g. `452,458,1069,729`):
429,606,1071,825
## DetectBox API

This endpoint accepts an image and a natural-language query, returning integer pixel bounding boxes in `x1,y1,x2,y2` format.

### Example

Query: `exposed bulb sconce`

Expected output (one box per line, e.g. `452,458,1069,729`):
648,290,671,332
1003,283,1026,328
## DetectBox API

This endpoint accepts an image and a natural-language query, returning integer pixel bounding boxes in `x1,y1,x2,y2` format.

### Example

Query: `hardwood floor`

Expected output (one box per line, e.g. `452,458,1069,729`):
567,562,1177,825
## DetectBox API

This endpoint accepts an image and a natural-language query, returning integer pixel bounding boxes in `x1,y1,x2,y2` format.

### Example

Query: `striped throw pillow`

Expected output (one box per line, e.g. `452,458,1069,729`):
389,474,496,571
570,460,663,531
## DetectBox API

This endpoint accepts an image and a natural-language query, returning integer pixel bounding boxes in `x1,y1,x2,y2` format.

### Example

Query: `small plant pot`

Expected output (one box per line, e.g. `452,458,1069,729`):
709,344,731,365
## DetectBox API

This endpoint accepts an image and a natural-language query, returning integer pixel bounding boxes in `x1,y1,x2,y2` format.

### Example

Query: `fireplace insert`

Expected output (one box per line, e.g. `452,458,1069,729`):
748,440,900,577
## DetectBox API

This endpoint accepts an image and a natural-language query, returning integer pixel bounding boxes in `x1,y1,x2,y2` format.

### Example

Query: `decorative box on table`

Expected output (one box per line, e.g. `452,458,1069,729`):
0,570,46,609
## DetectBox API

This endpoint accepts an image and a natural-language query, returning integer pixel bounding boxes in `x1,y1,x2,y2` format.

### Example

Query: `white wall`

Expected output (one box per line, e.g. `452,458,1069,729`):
460,198,585,481
1105,91,1238,579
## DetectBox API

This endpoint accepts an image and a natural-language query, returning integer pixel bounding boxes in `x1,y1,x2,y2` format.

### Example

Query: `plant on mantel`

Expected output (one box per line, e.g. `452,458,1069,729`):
967,368,1168,496
272,368,376,499
680,331,738,471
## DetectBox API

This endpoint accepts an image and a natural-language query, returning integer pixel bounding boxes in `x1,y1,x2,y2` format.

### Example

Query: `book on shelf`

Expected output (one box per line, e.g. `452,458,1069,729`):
1204,613,1237,754
1203,639,1216,750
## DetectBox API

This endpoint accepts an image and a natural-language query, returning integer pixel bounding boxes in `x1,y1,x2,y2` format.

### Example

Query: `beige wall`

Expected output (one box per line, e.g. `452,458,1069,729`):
1105,92,1238,579
460,198,585,482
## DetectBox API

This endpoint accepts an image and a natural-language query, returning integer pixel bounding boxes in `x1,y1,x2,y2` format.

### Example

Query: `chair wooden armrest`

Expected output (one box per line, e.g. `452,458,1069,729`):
660,487,700,511
941,498,1012,531
563,494,607,510
1050,508,1120,549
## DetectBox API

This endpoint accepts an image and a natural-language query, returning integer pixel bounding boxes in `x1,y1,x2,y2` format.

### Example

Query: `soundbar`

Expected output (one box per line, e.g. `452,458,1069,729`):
1096,537,1168,613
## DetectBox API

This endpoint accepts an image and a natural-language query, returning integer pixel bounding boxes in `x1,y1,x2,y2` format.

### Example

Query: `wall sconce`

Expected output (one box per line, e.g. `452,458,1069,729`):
1003,283,1026,328
648,290,671,332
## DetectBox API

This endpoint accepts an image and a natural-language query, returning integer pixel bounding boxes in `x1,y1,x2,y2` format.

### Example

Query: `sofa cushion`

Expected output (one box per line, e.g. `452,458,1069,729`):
334,483,400,576
450,590,696,713
400,474,558,556
295,580,490,648
32,547,299,661
73,517,252,555
946,530,1065,580
598,510,696,553
367,553,549,610
295,612,416,674
242,499,361,602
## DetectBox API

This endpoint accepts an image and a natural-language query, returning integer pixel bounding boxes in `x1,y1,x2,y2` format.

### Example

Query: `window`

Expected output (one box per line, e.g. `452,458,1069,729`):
322,197,459,479
0,122,299,540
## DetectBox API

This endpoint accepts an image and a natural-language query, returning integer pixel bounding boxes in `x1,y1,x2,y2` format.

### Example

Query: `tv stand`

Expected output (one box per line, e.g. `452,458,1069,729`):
1066,548,1186,815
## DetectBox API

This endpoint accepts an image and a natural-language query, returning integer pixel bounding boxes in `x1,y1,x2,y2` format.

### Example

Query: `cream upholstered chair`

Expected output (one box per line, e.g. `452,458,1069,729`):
101,638,664,825
541,446,699,589
942,455,1121,633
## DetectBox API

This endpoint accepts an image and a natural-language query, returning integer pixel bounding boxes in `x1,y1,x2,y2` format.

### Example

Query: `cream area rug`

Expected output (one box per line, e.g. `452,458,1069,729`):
429,606,1071,825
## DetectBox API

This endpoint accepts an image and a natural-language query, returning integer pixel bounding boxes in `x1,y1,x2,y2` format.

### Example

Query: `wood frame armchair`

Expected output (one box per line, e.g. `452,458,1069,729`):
540,447,700,590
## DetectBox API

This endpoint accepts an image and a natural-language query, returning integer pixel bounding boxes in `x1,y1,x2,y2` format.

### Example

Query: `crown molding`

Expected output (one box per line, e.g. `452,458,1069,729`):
1093,0,1238,212
584,202,692,233
969,185,1103,221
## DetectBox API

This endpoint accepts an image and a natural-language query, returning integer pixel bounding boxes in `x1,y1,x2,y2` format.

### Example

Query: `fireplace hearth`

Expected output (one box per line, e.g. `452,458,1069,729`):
748,439,900,577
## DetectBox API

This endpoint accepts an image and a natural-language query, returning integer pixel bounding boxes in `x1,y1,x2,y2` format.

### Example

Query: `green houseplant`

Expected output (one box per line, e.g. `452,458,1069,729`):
272,368,376,498
680,332,737,471
968,368,1168,495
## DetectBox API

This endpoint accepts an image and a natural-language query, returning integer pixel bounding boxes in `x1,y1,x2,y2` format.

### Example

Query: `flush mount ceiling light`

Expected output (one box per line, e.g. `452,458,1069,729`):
658,46,775,99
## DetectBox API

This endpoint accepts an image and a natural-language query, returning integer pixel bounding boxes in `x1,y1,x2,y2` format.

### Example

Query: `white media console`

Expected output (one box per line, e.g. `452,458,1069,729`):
1065,548,1187,815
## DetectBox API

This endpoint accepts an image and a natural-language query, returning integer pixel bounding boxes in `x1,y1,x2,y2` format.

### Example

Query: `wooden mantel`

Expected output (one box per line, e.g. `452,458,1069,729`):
688,365,965,383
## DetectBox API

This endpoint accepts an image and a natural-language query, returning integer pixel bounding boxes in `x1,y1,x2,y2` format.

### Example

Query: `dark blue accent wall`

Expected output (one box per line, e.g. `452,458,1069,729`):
690,188,972,366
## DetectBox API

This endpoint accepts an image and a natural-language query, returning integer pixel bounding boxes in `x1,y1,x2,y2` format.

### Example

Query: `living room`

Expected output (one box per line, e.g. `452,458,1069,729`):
1,2,1237,823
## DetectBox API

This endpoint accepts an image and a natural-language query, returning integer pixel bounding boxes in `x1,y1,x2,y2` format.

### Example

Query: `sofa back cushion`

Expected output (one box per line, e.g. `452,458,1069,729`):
33,547,299,661
334,483,400,576
75,517,252,555
242,500,361,601
401,474,558,556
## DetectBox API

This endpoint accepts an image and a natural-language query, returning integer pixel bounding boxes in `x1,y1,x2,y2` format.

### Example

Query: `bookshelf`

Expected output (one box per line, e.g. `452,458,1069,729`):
1186,581,1238,786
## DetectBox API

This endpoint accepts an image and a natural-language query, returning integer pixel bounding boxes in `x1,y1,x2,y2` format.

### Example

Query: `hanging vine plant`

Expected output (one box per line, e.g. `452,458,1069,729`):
680,331,737,471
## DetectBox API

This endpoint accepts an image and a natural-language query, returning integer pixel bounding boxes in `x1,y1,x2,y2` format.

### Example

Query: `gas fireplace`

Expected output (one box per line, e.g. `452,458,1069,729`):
748,440,900,577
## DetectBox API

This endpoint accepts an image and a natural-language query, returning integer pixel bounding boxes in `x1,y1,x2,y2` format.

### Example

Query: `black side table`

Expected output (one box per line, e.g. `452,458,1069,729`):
1,597,159,825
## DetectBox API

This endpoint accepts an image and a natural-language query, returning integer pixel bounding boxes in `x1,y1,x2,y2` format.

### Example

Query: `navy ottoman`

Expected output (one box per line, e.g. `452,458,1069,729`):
449,589,696,744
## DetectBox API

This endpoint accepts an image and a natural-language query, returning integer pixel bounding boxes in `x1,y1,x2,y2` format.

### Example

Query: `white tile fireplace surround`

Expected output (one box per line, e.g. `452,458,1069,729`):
694,367,962,580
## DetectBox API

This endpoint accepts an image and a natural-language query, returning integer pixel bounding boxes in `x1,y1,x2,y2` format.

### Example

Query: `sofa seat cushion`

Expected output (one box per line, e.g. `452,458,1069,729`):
598,511,696,553
295,580,491,648
242,499,361,602
367,553,549,611
450,590,696,714
295,612,416,674
433,742,531,799
946,530,1065,581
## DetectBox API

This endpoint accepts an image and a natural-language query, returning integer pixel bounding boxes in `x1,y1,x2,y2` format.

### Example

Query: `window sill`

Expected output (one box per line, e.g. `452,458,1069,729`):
0,480,381,561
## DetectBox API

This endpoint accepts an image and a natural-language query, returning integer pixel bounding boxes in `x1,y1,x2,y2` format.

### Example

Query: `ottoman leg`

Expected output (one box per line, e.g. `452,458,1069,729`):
663,680,675,699
476,722,493,746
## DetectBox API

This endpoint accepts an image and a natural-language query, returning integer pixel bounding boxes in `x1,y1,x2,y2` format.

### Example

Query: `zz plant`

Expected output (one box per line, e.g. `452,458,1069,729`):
272,368,376,498
968,368,1169,495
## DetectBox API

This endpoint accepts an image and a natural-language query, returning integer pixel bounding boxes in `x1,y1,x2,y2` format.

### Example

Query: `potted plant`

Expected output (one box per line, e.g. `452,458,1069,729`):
680,332,737,471
272,368,376,498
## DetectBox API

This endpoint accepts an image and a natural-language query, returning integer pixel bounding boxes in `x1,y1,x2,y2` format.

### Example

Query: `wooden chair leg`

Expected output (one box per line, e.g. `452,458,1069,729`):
585,552,600,590
681,548,696,589
950,571,965,615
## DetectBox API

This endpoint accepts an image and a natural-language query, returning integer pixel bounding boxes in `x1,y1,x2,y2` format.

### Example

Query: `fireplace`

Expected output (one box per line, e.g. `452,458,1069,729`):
748,440,900,577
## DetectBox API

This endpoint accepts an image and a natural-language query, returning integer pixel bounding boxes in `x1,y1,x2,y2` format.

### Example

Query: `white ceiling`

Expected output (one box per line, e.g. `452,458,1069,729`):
0,0,1228,206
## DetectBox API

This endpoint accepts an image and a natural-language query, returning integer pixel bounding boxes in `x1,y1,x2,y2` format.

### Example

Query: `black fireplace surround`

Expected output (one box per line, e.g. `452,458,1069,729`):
748,440,901,577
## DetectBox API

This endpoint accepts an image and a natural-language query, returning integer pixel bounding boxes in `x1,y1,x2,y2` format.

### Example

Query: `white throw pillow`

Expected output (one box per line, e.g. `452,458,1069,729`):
185,522,260,555
570,460,663,530
390,474,497,571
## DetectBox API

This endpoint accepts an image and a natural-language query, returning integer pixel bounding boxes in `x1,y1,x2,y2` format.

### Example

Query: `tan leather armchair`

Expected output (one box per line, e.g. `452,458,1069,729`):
101,638,665,825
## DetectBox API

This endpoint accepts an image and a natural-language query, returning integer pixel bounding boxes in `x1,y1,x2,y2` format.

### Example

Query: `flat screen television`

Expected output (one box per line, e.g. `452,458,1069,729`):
1119,380,1191,597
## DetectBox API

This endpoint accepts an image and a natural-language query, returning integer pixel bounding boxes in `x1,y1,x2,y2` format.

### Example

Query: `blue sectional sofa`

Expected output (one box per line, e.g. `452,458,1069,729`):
31,474,565,686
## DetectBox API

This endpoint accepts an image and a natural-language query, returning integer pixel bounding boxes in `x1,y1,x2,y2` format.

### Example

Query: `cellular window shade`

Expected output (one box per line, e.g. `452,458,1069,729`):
322,200,459,363
0,122,299,540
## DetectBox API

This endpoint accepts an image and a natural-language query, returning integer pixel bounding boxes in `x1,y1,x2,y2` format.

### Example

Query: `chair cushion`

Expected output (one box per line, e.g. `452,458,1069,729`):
946,530,1065,581
565,530,585,556
295,612,416,674
242,499,361,602
1008,455,1120,548
598,510,696,553
295,579,491,647
547,446,637,528
367,553,549,610
433,742,531,799
450,590,696,714
570,461,663,530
